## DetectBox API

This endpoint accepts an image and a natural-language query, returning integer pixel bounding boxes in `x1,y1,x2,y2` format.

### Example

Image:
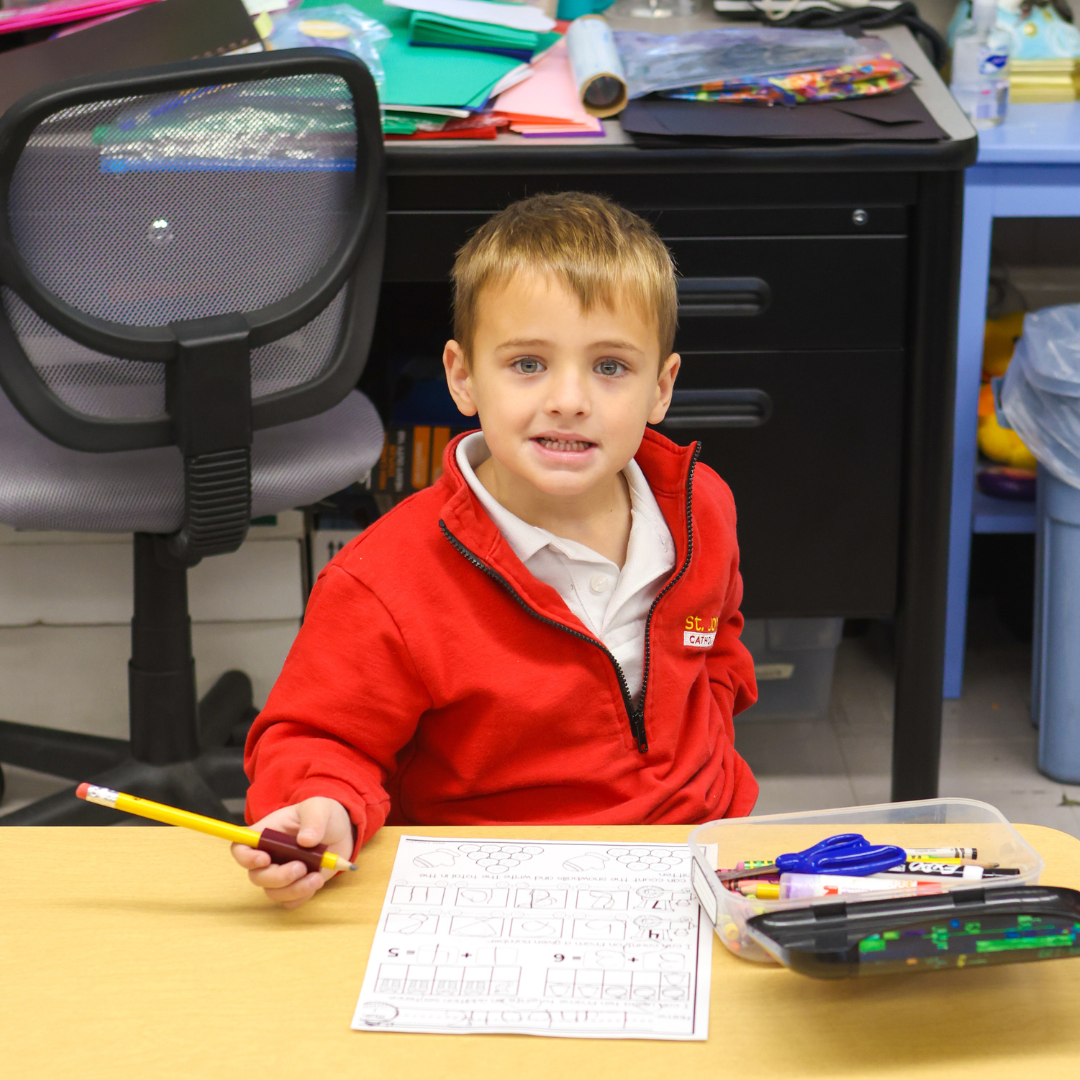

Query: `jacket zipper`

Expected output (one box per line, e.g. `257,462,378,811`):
439,522,642,746
632,441,701,748
438,441,700,756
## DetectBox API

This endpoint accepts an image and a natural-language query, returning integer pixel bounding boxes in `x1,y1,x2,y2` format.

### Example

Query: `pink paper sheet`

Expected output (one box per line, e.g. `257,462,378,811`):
0,0,161,35
494,38,601,134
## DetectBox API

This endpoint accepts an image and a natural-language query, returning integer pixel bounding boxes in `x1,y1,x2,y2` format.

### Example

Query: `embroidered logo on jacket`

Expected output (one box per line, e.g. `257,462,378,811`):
684,615,718,649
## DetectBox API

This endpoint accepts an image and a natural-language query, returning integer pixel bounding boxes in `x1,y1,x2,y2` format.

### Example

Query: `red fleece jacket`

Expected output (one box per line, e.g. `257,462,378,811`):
244,429,759,846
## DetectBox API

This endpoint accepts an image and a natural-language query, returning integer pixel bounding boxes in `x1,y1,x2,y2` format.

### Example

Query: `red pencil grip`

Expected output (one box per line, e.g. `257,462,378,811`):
257,828,327,874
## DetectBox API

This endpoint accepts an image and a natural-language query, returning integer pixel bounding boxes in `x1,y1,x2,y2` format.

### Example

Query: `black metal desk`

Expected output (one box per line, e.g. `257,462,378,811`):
371,26,977,801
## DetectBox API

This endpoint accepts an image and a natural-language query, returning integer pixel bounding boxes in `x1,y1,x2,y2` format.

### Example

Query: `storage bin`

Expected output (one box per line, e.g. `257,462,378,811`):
688,798,1044,963
1033,463,1080,782
738,617,844,720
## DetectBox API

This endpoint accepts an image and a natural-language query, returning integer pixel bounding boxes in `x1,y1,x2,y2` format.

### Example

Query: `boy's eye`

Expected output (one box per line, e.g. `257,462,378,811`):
596,359,625,377
513,357,544,374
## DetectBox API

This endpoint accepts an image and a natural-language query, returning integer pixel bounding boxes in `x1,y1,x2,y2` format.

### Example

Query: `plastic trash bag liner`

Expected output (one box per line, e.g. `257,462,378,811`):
1001,303,1080,489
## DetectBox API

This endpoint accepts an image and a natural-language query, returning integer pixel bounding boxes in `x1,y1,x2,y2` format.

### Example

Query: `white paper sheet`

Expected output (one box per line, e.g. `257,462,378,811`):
352,837,712,1040
383,0,556,33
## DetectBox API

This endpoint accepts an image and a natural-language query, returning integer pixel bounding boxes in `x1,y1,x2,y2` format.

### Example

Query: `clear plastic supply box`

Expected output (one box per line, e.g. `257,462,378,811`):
688,799,1044,963
739,617,844,720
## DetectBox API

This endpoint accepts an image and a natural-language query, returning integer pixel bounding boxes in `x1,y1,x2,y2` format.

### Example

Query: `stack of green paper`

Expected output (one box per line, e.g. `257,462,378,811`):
300,0,525,109
408,11,559,59
410,11,537,51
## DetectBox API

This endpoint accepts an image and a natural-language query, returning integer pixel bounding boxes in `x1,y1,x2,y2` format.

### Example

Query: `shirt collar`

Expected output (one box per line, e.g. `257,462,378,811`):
455,432,673,571
456,433,556,565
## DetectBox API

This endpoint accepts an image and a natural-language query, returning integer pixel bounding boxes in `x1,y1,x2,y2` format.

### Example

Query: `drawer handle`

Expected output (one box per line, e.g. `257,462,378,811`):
677,277,771,317
660,389,772,429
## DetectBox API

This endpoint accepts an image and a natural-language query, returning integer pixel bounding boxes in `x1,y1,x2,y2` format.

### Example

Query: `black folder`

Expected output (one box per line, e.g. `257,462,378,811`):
0,0,258,119
620,87,948,146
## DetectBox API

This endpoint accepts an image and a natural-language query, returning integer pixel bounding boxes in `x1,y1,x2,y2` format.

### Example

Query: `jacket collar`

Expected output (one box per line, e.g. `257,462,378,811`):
436,428,697,630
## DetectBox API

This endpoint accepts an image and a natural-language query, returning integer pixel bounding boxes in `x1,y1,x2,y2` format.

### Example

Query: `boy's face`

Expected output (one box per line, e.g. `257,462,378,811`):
443,271,680,504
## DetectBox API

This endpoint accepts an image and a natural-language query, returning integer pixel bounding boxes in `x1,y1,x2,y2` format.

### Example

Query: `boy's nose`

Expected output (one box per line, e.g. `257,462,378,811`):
545,370,590,416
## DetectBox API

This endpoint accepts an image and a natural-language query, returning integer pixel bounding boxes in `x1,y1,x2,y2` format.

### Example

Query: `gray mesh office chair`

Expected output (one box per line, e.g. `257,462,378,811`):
0,49,386,824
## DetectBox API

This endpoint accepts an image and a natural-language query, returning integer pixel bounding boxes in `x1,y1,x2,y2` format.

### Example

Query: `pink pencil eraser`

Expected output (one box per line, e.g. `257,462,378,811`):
76,783,90,800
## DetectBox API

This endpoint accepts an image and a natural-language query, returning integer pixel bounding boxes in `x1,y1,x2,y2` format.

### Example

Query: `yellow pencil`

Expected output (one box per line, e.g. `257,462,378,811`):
76,783,357,873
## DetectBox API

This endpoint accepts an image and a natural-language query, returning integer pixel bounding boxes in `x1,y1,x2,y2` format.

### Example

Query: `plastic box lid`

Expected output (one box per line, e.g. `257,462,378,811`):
741,617,844,654
688,798,1044,963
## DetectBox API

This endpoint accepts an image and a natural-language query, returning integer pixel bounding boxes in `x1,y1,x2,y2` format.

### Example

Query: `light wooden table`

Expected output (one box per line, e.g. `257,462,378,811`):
5,824,1080,1079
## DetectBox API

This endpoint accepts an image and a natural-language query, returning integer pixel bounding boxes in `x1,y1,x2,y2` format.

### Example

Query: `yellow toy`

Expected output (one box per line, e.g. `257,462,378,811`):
977,383,1038,468
982,311,1025,380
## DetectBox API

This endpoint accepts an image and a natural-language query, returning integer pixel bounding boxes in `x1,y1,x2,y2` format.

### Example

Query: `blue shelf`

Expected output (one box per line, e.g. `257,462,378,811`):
976,102,1080,165
972,486,1036,534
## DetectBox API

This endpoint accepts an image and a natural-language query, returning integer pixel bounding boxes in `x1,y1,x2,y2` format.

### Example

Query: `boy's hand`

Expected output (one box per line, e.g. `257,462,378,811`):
232,797,355,909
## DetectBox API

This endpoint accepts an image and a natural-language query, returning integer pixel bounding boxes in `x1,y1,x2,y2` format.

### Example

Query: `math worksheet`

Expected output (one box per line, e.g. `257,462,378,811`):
352,836,712,1040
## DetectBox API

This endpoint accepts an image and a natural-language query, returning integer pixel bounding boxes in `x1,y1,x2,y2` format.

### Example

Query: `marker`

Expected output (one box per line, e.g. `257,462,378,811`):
905,847,978,860
76,784,357,874
892,857,1000,869
879,861,1020,881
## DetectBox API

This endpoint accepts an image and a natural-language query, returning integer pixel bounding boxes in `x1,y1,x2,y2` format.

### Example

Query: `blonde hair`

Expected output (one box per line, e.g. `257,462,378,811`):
451,192,677,363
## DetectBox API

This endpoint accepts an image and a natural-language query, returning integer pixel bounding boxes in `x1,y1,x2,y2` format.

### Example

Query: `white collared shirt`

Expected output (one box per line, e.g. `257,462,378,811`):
456,432,676,706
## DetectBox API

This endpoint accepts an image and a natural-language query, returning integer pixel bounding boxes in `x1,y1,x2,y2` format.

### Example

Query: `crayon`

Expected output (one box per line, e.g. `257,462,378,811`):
740,881,781,900
735,876,779,891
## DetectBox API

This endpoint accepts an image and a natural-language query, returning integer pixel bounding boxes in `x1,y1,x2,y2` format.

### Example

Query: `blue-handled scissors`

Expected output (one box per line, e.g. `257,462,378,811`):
715,832,907,882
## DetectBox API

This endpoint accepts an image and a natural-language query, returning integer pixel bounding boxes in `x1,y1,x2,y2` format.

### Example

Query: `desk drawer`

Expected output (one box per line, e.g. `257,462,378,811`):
668,237,906,352
665,350,903,617
386,221,907,353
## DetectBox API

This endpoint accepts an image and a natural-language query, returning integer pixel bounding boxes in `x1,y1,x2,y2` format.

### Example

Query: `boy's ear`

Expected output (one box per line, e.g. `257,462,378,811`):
647,353,681,426
443,340,479,417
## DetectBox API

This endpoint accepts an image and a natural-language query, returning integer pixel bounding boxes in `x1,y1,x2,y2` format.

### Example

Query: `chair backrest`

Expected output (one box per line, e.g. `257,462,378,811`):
0,48,385,455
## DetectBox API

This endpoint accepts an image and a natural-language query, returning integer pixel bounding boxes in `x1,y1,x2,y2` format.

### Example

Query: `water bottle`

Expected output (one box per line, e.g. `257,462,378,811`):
950,0,1011,128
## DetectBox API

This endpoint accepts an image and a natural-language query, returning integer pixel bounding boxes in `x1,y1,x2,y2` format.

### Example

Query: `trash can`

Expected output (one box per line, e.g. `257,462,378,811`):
999,304,1080,782
1033,464,1080,782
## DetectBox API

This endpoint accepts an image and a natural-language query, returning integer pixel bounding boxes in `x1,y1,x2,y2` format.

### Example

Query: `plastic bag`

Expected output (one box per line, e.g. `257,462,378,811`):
92,79,360,172
662,57,912,106
1000,304,1080,488
265,4,391,102
90,5,392,172
613,27,877,100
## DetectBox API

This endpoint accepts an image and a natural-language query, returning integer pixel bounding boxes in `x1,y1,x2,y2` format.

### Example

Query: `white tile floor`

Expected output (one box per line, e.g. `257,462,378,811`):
4,603,1080,831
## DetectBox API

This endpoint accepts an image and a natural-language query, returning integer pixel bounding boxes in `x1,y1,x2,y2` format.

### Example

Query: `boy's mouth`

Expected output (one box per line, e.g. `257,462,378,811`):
532,436,596,453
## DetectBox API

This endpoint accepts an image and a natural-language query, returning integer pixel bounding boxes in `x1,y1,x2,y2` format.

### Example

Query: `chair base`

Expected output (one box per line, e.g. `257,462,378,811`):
0,670,256,826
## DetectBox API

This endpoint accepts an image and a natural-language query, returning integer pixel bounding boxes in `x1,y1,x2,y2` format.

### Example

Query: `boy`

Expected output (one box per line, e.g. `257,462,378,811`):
234,192,758,908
